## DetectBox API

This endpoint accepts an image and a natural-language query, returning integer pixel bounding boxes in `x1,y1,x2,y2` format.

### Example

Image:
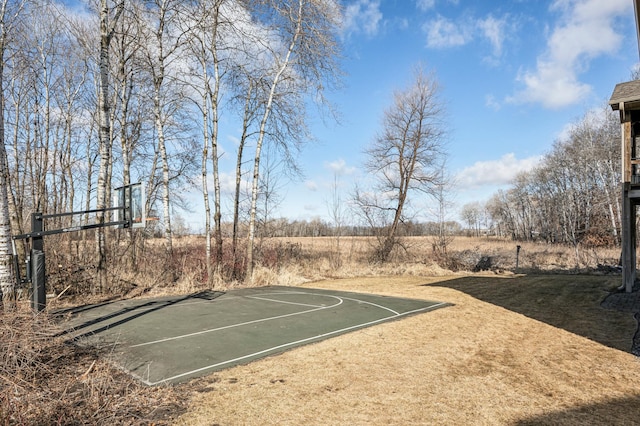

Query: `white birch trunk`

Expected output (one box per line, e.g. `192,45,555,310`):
95,0,123,292
155,97,173,254
246,0,303,281
95,0,112,292
200,52,212,284
210,10,222,267
0,86,12,305
0,0,13,304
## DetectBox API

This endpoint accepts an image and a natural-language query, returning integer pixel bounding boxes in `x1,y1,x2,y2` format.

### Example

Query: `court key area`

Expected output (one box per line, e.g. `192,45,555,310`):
57,286,451,385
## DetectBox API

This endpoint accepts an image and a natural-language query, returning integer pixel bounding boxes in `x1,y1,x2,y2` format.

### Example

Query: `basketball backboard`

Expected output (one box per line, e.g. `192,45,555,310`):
114,182,146,228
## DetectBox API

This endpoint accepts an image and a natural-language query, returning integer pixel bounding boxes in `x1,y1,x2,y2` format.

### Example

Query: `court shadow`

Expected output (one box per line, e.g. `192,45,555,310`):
55,290,225,342
515,394,640,425
422,274,634,352
52,296,121,317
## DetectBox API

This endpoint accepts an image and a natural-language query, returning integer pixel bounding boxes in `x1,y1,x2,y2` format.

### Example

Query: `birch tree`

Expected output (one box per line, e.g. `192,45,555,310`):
190,18,214,282
230,71,259,278
0,0,25,306
569,106,621,244
95,0,124,292
183,0,228,282
140,0,188,256
200,0,224,268
487,103,621,248
245,0,341,281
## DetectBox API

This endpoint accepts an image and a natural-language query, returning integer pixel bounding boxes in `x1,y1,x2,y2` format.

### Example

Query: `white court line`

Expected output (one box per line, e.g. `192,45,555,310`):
339,296,400,316
129,294,344,348
249,291,399,314
144,301,449,385
246,295,328,308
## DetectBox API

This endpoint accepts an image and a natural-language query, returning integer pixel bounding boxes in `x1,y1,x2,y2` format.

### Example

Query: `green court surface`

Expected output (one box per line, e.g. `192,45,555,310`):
57,286,450,385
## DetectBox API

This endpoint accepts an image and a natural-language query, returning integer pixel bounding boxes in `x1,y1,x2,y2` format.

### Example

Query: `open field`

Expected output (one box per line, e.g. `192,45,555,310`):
177,274,640,425
240,236,621,287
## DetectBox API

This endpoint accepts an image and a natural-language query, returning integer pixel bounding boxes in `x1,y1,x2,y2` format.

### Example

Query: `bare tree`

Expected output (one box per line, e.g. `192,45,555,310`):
487,103,621,254
354,66,447,262
569,106,621,245
183,0,231,283
245,0,341,281
460,201,484,237
0,0,25,306
429,168,455,255
326,168,348,268
140,0,189,257
95,0,124,292
231,72,259,278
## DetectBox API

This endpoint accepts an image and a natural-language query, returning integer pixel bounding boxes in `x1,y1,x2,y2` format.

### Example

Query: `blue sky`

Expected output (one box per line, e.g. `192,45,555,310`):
59,0,640,229
221,0,638,229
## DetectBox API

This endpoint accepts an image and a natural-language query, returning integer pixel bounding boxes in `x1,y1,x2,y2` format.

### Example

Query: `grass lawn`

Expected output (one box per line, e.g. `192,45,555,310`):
176,274,640,425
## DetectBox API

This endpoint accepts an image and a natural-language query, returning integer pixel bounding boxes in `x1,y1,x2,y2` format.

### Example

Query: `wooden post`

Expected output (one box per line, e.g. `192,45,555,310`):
622,184,636,293
609,82,640,293
633,200,638,291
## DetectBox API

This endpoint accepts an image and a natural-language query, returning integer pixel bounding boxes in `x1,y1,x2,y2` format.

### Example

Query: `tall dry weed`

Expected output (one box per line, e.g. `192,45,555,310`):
34,234,623,303
0,304,186,425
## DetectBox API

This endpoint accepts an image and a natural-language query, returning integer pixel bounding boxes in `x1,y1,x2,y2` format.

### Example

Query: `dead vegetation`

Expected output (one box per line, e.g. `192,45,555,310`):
39,235,621,298
0,306,187,425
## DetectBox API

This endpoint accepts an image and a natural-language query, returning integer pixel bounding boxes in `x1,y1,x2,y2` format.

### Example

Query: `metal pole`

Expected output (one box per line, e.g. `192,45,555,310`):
31,250,45,312
31,213,45,311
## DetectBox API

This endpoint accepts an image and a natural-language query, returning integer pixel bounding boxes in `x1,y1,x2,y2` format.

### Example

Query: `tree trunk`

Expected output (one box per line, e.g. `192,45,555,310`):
155,95,173,255
0,61,12,306
211,68,222,268
95,0,123,293
200,69,212,285
0,0,13,306
246,0,303,282
207,4,223,268
96,0,110,293
233,92,251,278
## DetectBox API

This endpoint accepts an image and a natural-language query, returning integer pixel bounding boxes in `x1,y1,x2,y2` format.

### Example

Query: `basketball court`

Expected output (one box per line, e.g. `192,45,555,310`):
56,286,450,385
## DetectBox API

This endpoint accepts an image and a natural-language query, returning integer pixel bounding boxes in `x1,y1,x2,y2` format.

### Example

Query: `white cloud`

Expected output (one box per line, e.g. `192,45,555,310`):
324,158,356,175
424,14,510,61
477,15,507,57
342,0,383,37
206,172,239,195
425,15,470,48
416,0,436,12
485,94,501,111
456,153,542,188
305,180,318,191
508,0,630,109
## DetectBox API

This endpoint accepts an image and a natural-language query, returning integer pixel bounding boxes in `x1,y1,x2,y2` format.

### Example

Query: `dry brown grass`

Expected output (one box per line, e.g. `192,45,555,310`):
177,274,640,425
239,236,620,287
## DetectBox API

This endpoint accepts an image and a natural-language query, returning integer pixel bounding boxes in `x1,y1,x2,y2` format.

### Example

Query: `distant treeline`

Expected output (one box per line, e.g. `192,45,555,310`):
461,105,621,247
